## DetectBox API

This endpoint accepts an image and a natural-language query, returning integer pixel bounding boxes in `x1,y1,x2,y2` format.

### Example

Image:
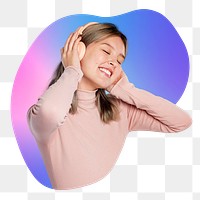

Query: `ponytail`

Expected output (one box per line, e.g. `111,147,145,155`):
96,89,120,123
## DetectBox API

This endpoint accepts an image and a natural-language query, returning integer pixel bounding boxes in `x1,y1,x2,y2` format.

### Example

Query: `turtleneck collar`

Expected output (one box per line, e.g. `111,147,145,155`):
76,89,98,109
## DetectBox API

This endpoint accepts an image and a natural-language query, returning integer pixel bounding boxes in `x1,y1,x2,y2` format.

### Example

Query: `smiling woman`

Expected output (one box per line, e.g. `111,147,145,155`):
49,23,128,123
27,22,192,190
80,36,126,90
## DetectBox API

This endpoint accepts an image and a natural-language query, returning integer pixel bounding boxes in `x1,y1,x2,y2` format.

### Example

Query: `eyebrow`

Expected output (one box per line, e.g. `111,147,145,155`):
101,43,125,60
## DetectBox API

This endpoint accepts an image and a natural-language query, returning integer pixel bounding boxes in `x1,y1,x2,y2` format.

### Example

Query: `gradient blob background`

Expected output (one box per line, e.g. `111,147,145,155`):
11,9,190,188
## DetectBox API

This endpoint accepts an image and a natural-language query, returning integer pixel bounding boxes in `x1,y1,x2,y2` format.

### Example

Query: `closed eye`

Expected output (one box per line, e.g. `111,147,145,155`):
117,61,122,65
102,49,110,55
102,49,123,65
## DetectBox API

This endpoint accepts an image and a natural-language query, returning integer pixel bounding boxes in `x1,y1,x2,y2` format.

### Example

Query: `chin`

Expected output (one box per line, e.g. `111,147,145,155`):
96,83,110,90
87,76,111,90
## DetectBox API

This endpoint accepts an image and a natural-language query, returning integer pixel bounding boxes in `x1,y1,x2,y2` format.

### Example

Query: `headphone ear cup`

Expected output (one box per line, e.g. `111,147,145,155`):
78,42,86,60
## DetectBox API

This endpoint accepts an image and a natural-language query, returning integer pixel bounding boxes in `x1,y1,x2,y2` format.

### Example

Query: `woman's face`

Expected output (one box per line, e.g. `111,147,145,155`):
79,36,126,91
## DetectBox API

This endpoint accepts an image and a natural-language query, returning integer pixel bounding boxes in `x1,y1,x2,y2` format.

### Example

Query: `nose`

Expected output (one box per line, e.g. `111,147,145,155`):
108,60,117,68
109,61,114,66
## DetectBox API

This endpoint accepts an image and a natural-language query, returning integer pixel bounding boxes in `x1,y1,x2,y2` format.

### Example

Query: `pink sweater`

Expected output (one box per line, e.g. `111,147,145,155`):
27,66,192,190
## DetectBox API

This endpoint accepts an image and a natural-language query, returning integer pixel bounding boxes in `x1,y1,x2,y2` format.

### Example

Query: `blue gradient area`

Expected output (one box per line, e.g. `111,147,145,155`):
11,10,190,188
36,10,189,102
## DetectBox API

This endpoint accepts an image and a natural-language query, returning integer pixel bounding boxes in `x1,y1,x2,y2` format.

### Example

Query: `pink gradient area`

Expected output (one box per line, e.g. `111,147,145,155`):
11,19,64,186
11,48,54,152
12,56,48,121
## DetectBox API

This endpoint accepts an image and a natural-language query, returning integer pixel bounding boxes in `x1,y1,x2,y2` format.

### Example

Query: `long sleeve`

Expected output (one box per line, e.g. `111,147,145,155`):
27,66,83,141
110,76,192,133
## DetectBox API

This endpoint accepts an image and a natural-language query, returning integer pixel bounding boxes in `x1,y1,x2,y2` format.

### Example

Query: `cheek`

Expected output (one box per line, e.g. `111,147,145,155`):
80,59,95,76
80,50,106,72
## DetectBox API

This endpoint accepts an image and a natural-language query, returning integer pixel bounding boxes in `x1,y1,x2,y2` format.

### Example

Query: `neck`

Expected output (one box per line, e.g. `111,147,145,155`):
78,76,98,91
76,87,97,109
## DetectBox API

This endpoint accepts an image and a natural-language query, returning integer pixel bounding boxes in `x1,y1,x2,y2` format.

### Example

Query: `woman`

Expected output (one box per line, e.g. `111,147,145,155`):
27,22,192,190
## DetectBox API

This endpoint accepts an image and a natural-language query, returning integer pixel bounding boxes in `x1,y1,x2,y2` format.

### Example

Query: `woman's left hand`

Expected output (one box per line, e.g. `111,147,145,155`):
106,67,128,92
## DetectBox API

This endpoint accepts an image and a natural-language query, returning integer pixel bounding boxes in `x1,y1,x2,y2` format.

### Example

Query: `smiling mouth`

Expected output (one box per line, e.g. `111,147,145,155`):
98,67,112,78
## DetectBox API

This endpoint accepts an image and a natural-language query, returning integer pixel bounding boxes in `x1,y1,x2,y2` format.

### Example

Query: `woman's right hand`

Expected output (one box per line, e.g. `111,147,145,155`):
61,26,83,69
60,22,98,69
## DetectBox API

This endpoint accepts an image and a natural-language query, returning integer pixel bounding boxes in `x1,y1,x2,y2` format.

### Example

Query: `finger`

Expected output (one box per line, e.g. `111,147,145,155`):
64,23,97,53
64,25,84,51
114,66,122,77
73,35,82,51
111,67,122,84
60,47,64,55
63,32,73,52
64,23,96,52
76,26,84,35
68,30,80,51
121,70,129,80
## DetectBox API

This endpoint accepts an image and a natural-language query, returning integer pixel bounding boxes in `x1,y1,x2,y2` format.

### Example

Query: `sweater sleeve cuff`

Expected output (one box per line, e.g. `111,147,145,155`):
110,76,132,98
64,66,83,82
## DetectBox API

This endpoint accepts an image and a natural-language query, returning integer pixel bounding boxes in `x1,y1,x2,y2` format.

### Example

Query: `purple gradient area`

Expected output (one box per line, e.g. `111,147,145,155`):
11,10,190,188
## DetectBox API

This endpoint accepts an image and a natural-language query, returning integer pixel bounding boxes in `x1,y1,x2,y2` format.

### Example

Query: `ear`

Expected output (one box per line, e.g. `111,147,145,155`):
78,42,86,60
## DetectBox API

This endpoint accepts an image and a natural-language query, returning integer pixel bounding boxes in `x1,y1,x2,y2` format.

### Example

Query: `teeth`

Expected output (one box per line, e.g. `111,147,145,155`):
99,67,111,77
